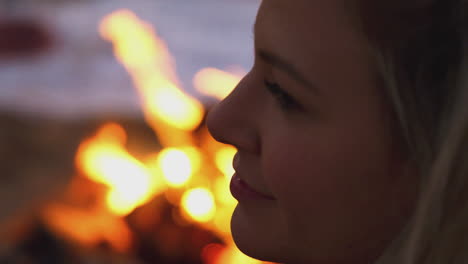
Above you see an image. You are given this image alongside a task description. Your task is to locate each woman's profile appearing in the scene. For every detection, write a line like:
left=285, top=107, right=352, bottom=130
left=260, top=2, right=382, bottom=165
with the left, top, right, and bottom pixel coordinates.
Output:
left=207, top=0, right=468, bottom=263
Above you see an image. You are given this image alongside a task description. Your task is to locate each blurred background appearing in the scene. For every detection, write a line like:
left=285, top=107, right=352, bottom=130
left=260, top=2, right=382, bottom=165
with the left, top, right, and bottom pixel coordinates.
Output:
left=0, top=0, right=273, bottom=263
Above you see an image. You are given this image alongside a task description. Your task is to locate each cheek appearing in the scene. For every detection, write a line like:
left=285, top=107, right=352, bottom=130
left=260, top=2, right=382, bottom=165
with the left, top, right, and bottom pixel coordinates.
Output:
left=264, top=136, right=358, bottom=215
left=262, top=127, right=399, bottom=248
left=264, top=129, right=392, bottom=199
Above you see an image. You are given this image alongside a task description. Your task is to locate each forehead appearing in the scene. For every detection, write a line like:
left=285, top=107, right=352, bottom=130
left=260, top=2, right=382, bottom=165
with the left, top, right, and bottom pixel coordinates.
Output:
left=254, top=0, right=375, bottom=99
left=256, top=0, right=353, bottom=29
left=255, top=0, right=358, bottom=49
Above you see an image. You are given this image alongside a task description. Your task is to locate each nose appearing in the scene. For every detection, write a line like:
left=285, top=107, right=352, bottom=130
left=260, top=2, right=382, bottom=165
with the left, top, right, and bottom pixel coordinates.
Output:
left=206, top=74, right=261, bottom=154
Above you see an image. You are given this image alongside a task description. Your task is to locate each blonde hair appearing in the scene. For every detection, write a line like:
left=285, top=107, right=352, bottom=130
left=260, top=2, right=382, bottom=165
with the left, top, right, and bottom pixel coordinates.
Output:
left=355, top=0, right=468, bottom=263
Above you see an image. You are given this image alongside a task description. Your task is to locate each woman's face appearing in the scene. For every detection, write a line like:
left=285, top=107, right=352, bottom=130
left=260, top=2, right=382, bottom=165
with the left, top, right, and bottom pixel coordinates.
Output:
left=207, top=0, right=418, bottom=263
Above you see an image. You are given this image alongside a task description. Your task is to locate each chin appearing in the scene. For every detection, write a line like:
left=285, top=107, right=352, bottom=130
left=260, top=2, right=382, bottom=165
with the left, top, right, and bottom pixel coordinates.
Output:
left=230, top=204, right=290, bottom=263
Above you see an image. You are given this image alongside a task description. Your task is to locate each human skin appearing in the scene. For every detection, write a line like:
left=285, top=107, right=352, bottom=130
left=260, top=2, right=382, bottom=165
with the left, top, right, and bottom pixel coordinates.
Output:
left=207, top=0, right=419, bottom=263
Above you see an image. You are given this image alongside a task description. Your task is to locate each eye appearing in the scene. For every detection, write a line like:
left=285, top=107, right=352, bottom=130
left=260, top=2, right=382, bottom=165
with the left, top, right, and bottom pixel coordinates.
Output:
left=264, top=79, right=301, bottom=111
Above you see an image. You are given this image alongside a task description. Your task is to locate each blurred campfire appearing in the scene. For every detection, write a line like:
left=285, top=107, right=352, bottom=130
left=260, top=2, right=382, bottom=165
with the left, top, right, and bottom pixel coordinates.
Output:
left=0, top=7, right=272, bottom=264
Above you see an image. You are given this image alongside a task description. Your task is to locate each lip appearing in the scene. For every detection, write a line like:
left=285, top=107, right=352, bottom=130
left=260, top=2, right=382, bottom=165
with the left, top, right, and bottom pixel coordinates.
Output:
left=230, top=173, right=276, bottom=201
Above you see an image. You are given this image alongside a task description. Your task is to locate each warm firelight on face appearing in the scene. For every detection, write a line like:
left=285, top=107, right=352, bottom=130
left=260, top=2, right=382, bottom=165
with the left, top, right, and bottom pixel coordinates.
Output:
left=99, top=9, right=204, bottom=136
left=182, top=188, right=216, bottom=223
left=76, top=123, right=161, bottom=215
left=193, top=68, right=243, bottom=100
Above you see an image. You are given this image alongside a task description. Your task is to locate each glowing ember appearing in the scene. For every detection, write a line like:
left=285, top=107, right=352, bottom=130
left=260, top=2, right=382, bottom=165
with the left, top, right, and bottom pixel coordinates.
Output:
left=202, top=243, right=225, bottom=264
left=193, top=67, right=243, bottom=100
left=76, top=123, right=159, bottom=215
left=182, top=188, right=216, bottom=223
left=157, top=148, right=193, bottom=187
left=181, top=146, right=203, bottom=173
left=99, top=9, right=204, bottom=140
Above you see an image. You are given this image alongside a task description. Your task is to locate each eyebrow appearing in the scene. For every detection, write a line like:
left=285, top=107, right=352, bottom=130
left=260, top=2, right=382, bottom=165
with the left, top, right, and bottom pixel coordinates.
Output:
left=257, top=49, right=321, bottom=95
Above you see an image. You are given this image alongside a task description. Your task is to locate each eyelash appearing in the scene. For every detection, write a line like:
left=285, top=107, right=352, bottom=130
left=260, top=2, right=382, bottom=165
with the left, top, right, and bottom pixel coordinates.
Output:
left=264, top=80, right=300, bottom=111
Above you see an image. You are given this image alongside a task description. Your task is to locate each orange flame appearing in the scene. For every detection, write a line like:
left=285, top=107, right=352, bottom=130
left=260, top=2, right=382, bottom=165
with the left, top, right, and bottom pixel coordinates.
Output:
left=156, top=147, right=200, bottom=188
left=215, top=146, right=236, bottom=178
left=74, top=9, right=271, bottom=264
left=202, top=243, right=267, bottom=264
left=193, top=68, right=243, bottom=100
left=181, top=188, right=216, bottom=223
left=76, top=123, right=165, bottom=215
left=214, top=146, right=237, bottom=206
left=99, top=9, right=204, bottom=146
left=42, top=203, right=132, bottom=252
